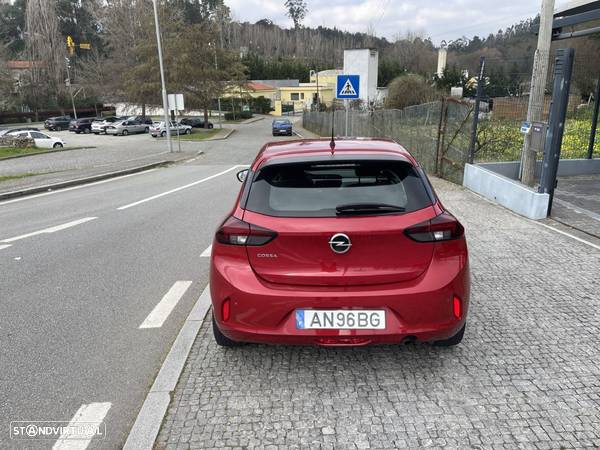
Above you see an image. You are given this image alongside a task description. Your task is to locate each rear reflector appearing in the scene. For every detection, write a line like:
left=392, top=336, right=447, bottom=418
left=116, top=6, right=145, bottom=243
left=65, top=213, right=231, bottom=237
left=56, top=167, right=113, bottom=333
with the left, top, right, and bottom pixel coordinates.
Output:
left=404, top=212, right=464, bottom=242
left=453, top=296, right=462, bottom=319
left=222, top=298, right=231, bottom=321
left=215, top=216, right=277, bottom=246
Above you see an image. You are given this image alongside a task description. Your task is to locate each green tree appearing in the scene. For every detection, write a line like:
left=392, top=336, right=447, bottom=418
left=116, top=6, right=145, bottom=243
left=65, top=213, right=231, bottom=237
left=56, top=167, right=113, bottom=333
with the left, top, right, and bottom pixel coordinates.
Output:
left=0, top=0, right=26, bottom=56
left=385, top=74, right=440, bottom=109
left=168, top=22, right=247, bottom=124
left=285, top=0, right=307, bottom=29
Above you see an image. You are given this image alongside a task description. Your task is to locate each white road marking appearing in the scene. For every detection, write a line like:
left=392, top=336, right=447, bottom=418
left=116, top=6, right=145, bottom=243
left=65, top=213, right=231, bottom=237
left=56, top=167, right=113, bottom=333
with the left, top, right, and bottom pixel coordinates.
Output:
left=200, top=244, right=212, bottom=257
left=468, top=189, right=600, bottom=251
left=1, top=217, right=97, bottom=243
left=117, top=165, right=244, bottom=210
left=537, top=222, right=600, bottom=251
left=0, top=244, right=11, bottom=250
left=0, top=169, right=158, bottom=206
left=52, top=402, right=111, bottom=450
left=139, top=281, right=193, bottom=329
left=554, top=198, right=600, bottom=222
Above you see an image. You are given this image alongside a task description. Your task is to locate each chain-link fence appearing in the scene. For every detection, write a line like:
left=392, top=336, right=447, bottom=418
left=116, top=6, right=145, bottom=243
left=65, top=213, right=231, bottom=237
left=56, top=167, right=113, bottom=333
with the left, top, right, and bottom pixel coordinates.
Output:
left=303, top=99, right=473, bottom=184
left=473, top=54, right=599, bottom=163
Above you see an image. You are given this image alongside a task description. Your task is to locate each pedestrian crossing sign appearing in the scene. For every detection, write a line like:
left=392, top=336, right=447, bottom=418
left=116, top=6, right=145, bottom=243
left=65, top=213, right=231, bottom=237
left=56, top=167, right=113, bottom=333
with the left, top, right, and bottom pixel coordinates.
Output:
left=336, top=75, right=360, bottom=99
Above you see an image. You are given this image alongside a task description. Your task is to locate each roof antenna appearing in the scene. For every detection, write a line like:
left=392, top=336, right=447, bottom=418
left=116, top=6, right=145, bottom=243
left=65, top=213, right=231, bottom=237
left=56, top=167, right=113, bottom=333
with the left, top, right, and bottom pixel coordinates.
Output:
left=329, top=104, right=336, bottom=155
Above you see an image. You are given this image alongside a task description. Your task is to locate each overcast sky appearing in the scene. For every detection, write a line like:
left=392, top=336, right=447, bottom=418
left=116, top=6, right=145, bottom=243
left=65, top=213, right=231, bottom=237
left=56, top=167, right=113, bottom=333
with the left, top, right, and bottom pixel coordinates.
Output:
left=226, top=0, right=573, bottom=44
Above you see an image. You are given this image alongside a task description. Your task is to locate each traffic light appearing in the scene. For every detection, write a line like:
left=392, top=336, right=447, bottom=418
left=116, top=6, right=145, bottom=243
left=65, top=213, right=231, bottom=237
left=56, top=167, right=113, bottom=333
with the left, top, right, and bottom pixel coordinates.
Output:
left=66, top=36, right=75, bottom=55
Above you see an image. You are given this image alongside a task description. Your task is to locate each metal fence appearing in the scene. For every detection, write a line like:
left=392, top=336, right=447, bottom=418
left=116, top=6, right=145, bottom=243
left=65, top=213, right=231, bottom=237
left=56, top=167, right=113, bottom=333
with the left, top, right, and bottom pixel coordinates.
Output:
left=303, top=99, right=473, bottom=184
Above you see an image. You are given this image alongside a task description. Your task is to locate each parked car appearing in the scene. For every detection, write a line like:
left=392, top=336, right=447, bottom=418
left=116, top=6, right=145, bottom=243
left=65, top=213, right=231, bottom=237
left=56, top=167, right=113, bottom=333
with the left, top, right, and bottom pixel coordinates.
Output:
left=209, top=138, right=470, bottom=348
left=105, top=119, right=149, bottom=136
left=69, top=117, right=98, bottom=134
left=10, top=130, right=65, bottom=148
left=0, top=126, right=40, bottom=137
left=44, top=116, right=72, bottom=131
left=180, top=117, right=214, bottom=129
left=91, top=116, right=125, bottom=134
left=149, top=121, right=192, bottom=137
left=272, top=119, right=293, bottom=136
left=127, top=115, right=154, bottom=126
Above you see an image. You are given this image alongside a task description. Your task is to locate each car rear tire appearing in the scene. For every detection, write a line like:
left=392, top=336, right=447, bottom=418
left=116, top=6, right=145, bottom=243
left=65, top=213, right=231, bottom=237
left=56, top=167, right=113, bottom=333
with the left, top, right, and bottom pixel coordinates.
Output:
left=122, top=130, right=128, bottom=136
left=145, top=127, right=149, bottom=133
left=434, top=324, right=465, bottom=347
left=212, top=315, right=243, bottom=347
left=53, top=143, right=63, bottom=149
left=185, top=129, right=191, bottom=135
left=84, top=128, right=91, bottom=134
left=208, top=124, right=214, bottom=129
left=55, top=126, right=62, bottom=131
left=161, top=131, right=166, bottom=137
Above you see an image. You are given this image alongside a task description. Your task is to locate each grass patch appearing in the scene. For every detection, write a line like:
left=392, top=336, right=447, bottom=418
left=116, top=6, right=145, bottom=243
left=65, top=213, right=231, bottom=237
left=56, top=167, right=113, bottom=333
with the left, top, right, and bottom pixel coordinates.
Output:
left=0, top=147, right=41, bottom=158
left=0, top=146, right=94, bottom=159
left=0, top=172, right=46, bottom=183
left=175, top=129, right=221, bottom=141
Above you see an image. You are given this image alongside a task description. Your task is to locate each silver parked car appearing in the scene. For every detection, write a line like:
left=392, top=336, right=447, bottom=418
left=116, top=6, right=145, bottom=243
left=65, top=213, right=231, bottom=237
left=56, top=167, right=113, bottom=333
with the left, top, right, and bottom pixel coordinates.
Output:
left=105, top=119, right=149, bottom=136
left=91, top=116, right=125, bottom=134
left=149, top=121, right=192, bottom=138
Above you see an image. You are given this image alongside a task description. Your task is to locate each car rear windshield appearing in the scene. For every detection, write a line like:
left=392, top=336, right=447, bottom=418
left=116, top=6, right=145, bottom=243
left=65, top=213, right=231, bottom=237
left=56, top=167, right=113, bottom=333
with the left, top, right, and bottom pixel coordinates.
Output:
left=245, top=160, right=432, bottom=217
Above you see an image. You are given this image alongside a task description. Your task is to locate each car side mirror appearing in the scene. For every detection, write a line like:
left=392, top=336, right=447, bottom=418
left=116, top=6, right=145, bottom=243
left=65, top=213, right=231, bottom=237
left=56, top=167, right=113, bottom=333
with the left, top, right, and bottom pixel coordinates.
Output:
left=236, top=169, right=249, bottom=183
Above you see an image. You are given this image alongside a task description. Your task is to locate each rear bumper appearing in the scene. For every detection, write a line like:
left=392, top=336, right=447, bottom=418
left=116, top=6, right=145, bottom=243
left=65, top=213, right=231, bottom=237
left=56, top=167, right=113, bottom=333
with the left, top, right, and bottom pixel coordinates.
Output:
left=210, top=243, right=470, bottom=346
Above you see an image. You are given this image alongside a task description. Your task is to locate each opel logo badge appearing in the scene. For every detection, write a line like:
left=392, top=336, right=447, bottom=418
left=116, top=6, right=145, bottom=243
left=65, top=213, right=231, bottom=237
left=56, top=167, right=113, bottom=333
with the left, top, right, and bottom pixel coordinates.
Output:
left=329, top=233, right=352, bottom=254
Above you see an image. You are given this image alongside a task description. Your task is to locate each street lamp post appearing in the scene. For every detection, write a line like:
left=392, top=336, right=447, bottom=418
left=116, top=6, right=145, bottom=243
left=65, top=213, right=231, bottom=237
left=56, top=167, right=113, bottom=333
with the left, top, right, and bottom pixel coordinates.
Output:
left=65, top=57, right=77, bottom=120
left=151, top=0, right=172, bottom=153
left=212, top=43, right=223, bottom=129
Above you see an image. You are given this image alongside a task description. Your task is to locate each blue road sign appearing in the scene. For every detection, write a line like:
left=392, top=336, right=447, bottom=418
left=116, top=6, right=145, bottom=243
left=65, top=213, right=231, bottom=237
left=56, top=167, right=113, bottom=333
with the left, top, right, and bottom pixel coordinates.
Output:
left=336, top=75, right=360, bottom=99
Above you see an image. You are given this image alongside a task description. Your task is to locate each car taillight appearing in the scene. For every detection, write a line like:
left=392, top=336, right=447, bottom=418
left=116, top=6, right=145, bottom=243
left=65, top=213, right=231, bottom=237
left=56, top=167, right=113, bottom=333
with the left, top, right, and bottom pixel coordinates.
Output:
left=453, top=295, right=462, bottom=319
left=222, top=298, right=231, bottom=321
left=405, top=212, right=464, bottom=242
left=215, top=216, right=277, bottom=246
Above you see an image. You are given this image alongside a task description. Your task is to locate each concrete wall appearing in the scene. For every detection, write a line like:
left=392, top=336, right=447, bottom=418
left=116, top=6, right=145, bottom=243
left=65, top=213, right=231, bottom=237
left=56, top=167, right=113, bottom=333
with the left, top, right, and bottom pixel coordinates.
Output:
left=478, top=158, right=600, bottom=180
left=343, top=49, right=378, bottom=105
left=463, top=163, right=550, bottom=220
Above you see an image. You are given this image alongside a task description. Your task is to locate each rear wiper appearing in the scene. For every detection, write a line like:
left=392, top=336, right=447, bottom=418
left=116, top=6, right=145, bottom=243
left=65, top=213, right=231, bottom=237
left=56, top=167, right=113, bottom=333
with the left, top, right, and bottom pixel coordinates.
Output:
left=336, top=203, right=406, bottom=216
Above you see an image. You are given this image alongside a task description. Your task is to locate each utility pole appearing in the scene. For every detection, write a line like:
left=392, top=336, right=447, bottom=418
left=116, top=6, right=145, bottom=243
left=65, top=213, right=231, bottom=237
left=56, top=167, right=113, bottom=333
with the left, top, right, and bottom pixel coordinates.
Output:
left=213, top=43, right=223, bottom=129
left=151, top=0, right=172, bottom=153
left=521, top=0, right=555, bottom=186
left=468, top=56, right=486, bottom=164
left=65, top=57, right=77, bottom=119
left=587, top=74, right=600, bottom=159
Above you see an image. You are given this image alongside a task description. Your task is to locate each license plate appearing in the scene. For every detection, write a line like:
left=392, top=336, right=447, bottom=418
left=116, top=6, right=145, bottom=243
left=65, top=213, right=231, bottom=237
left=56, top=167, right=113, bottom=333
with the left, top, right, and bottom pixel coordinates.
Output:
left=296, top=310, right=385, bottom=330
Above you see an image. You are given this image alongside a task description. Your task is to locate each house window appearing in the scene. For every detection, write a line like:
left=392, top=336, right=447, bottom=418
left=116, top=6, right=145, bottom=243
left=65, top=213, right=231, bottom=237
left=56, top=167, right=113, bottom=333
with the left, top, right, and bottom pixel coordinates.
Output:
left=300, top=93, right=305, bottom=99
left=291, top=93, right=300, bottom=101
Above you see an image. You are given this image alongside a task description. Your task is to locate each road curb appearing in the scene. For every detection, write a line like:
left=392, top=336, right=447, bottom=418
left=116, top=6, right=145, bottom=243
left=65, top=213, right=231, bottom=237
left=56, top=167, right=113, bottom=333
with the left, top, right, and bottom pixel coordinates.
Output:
left=0, top=146, right=96, bottom=162
left=206, top=128, right=235, bottom=141
left=0, top=161, right=172, bottom=202
left=123, top=285, right=212, bottom=450
left=240, top=116, right=265, bottom=124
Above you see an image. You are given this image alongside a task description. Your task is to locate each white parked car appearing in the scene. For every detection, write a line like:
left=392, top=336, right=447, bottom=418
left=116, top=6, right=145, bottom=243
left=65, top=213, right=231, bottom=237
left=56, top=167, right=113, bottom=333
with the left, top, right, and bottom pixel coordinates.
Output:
left=10, top=130, right=65, bottom=148
left=149, top=121, right=192, bottom=138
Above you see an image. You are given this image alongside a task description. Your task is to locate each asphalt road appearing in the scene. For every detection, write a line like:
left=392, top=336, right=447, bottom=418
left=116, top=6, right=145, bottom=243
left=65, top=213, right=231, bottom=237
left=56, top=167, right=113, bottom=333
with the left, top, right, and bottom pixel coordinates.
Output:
left=0, top=118, right=297, bottom=449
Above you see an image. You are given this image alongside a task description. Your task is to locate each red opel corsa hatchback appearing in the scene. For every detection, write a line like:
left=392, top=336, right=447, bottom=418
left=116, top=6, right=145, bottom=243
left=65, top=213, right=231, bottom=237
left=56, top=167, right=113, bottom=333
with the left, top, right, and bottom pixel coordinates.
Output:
left=210, top=138, right=469, bottom=347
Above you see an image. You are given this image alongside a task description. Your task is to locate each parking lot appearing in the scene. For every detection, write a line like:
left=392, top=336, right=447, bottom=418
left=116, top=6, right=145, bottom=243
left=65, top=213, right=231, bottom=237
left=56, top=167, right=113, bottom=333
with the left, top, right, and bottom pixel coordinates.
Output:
left=155, top=178, right=600, bottom=450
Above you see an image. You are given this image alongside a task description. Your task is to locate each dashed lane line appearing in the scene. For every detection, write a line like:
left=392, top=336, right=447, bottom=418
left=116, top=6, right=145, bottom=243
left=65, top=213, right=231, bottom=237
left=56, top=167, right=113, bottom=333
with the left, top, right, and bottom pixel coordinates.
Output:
left=1, top=217, right=98, bottom=244
left=139, top=281, right=193, bottom=329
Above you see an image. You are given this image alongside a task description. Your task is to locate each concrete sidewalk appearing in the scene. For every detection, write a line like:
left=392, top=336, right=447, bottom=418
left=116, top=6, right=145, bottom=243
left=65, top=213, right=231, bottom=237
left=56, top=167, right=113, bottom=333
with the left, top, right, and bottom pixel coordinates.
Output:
left=153, top=177, right=600, bottom=449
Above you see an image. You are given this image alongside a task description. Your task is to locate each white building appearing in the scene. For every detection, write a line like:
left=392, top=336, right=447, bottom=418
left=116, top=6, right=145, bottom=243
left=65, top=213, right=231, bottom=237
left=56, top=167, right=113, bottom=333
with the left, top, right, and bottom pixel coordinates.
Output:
left=343, top=49, right=379, bottom=106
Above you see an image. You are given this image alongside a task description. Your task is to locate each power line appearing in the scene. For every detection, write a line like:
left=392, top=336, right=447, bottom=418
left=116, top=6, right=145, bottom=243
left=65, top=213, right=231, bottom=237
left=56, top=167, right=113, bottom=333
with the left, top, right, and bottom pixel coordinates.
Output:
left=427, top=9, right=540, bottom=40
